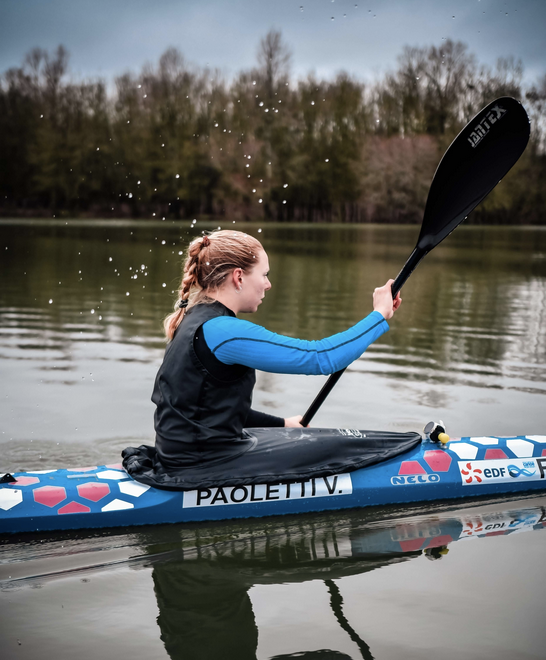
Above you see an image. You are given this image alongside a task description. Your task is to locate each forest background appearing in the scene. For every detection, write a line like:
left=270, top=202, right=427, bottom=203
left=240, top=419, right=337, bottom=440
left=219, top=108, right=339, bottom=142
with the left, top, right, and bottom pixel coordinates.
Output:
left=1, top=30, right=545, bottom=223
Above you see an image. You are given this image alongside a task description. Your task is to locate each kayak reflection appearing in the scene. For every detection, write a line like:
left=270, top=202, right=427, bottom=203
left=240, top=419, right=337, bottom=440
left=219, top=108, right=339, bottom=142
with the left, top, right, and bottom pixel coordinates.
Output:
left=140, top=497, right=546, bottom=660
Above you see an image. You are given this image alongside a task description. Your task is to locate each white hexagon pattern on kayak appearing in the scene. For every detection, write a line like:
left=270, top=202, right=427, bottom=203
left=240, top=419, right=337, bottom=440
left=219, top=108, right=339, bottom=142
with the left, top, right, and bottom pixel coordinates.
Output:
left=0, top=489, right=23, bottom=511
left=448, top=442, right=479, bottom=460
left=101, top=499, right=134, bottom=512
left=506, top=439, right=535, bottom=457
left=96, top=470, right=126, bottom=480
left=118, top=481, right=150, bottom=497
left=526, top=436, right=546, bottom=443
left=468, top=437, right=499, bottom=445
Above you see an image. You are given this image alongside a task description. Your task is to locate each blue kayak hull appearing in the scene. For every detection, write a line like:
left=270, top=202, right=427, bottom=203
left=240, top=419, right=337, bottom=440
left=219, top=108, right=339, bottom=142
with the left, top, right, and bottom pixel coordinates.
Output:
left=1, top=433, right=546, bottom=534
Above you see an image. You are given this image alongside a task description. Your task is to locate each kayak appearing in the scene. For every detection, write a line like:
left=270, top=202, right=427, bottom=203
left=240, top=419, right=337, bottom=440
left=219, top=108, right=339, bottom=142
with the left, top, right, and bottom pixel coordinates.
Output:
left=1, top=431, right=546, bottom=534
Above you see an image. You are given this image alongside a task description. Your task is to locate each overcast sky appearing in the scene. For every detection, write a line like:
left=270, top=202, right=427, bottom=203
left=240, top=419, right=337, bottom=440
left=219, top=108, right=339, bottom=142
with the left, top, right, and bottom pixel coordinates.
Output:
left=1, top=0, right=545, bottom=86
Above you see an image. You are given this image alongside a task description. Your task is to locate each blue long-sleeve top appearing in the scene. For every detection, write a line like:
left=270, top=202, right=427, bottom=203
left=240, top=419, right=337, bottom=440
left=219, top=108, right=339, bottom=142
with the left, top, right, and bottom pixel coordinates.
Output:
left=202, top=310, right=389, bottom=375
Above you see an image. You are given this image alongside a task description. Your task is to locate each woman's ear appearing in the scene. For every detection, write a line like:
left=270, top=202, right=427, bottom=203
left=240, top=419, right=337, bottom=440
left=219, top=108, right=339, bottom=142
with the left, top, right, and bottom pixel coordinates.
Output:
left=231, top=267, right=244, bottom=289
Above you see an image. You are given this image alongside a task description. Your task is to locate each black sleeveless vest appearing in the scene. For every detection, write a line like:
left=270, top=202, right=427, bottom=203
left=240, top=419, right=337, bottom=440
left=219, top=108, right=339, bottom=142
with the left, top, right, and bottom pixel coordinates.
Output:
left=152, top=301, right=256, bottom=469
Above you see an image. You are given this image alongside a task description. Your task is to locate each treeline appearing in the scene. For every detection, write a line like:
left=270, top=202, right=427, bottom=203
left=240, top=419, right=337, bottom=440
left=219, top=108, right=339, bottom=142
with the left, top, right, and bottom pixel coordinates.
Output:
left=1, top=32, right=545, bottom=223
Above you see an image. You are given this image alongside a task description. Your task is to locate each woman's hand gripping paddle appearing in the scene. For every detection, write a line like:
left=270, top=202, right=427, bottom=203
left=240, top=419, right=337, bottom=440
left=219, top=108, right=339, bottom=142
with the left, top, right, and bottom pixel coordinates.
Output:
left=301, top=97, right=530, bottom=428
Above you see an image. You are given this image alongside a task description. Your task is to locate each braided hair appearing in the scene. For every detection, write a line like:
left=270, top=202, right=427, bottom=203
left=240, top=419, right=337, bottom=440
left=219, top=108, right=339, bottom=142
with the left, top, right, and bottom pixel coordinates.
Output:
left=164, top=230, right=264, bottom=340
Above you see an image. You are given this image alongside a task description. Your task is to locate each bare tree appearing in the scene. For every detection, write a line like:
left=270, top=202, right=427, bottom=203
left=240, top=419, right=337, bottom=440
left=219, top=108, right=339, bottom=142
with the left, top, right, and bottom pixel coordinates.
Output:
left=257, top=29, right=291, bottom=99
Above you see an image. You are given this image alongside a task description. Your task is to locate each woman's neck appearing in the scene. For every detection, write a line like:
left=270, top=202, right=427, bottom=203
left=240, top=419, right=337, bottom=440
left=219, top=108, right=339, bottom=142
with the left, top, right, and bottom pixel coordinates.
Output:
left=205, top=290, right=240, bottom=315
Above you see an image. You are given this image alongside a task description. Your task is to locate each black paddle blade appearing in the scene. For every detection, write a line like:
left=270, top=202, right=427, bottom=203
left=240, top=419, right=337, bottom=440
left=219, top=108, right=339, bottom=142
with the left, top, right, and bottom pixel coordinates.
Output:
left=392, top=96, right=530, bottom=297
left=418, top=96, right=530, bottom=252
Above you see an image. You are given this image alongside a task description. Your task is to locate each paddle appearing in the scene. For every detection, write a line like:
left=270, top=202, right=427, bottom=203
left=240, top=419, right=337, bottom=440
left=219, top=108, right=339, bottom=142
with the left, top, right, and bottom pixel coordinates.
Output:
left=301, top=96, right=530, bottom=428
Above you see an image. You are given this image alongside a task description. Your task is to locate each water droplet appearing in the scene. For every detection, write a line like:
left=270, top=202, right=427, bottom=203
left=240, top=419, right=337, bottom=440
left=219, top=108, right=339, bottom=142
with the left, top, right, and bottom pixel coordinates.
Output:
left=175, top=174, right=180, bottom=179
left=311, top=101, right=315, bottom=105
left=325, top=158, right=329, bottom=162
left=283, top=200, right=287, bottom=204
left=259, top=102, right=264, bottom=107
left=331, top=17, right=334, bottom=21
left=126, top=292, right=130, bottom=296
left=162, top=283, right=166, bottom=288
left=109, top=257, right=113, bottom=261
left=258, top=198, right=263, bottom=203
left=258, top=228, right=262, bottom=233
left=49, top=299, right=53, bottom=304
left=162, top=240, right=166, bottom=244
left=178, top=251, right=183, bottom=255
left=91, top=309, right=95, bottom=314
left=300, top=5, right=303, bottom=11
left=252, top=80, right=256, bottom=85
left=283, top=183, right=288, bottom=188
left=128, top=193, right=133, bottom=198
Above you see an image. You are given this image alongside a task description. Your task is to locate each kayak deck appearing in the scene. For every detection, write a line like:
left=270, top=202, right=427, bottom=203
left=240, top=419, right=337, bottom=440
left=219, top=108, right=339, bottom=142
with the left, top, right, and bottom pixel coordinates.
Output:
left=1, top=434, right=546, bottom=534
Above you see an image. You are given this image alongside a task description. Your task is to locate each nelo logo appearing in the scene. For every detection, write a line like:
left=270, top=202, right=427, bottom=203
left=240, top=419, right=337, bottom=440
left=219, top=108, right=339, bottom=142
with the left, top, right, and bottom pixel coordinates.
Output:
left=391, top=474, right=440, bottom=486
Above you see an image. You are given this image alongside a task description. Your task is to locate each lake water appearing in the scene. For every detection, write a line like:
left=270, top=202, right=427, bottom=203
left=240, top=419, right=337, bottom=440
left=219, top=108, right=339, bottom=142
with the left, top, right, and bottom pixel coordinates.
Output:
left=1, top=220, right=546, bottom=659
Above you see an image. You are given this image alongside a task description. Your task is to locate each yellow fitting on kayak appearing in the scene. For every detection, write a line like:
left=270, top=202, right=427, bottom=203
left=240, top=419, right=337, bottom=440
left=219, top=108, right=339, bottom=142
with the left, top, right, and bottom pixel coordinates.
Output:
left=438, top=433, right=450, bottom=445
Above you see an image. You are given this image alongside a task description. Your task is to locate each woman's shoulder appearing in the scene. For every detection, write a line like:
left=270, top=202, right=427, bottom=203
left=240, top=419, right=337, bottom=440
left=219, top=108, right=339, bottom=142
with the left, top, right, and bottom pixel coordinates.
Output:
left=202, top=315, right=266, bottom=346
left=203, top=315, right=258, bottom=332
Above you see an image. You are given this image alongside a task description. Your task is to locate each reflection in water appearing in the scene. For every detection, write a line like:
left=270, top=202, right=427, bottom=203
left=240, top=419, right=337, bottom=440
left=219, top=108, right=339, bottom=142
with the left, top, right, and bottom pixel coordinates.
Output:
left=1, top=497, right=545, bottom=658
left=325, top=580, right=373, bottom=660
left=153, top=559, right=258, bottom=659
left=136, top=498, right=545, bottom=659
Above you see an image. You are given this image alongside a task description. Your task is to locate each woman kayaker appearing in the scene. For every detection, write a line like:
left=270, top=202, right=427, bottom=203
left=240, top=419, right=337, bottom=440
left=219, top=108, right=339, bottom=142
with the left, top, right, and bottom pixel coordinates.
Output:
left=152, top=229, right=401, bottom=470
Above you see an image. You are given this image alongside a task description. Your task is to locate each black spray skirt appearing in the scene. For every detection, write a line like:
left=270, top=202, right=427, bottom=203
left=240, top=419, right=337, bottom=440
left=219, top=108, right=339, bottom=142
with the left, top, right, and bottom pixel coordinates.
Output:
left=122, top=428, right=422, bottom=491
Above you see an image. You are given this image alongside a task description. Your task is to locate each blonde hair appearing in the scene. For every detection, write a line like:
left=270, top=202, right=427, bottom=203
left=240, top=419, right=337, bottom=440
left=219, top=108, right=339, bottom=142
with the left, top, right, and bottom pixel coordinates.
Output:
left=164, top=230, right=264, bottom=340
